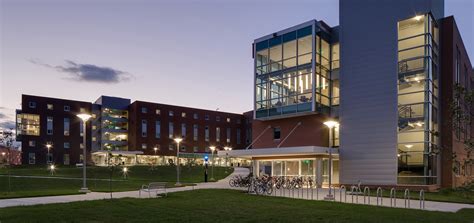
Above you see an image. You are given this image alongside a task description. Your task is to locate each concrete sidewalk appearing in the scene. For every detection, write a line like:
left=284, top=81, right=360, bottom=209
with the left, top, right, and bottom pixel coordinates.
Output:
left=1, top=167, right=473, bottom=213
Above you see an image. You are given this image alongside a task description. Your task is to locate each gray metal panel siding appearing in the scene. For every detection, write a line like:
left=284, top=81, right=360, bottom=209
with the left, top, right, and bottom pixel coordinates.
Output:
left=339, top=0, right=444, bottom=185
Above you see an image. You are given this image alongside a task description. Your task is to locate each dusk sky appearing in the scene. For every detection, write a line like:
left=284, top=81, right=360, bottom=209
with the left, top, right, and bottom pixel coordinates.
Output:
left=1, top=0, right=473, bottom=130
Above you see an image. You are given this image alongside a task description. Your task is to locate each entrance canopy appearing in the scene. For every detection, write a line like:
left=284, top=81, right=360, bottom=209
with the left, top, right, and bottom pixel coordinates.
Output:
left=217, top=146, right=338, bottom=159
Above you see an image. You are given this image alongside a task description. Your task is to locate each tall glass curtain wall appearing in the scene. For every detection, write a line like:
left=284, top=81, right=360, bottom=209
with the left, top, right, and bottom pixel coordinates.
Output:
left=397, top=14, right=439, bottom=185
left=255, top=25, right=336, bottom=118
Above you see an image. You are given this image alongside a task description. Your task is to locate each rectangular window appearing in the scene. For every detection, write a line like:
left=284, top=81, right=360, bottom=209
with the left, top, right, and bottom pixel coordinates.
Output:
left=169, top=144, right=174, bottom=151
left=169, top=111, right=174, bottom=116
left=64, top=154, right=70, bottom=165
left=216, top=127, right=221, bottom=142
left=227, top=128, right=231, bottom=143
left=29, top=102, right=36, bottom=108
left=156, top=109, right=161, bottom=115
left=181, top=123, right=186, bottom=137
left=29, top=140, right=36, bottom=147
left=205, top=114, right=209, bottom=120
left=47, top=116, right=53, bottom=135
left=141, top=143, right=147, bottom=149
left=226, top=118, right=231, bottom=123
left=64, top=118, right=70, bottom=136
left=216, top=116, right=221, bottom=122
left=237, top=129, right=241, bottom=144
left=80, top=108, right=86, bottom=113
left=141, top=107, right=147, bottom=113
left=273, top=127, right=281, bottom=140
left=236, top=119, right=241, bottom=124
left=141, top=120, right=147, bottom=137
left=155, top=121, right=161, bottom=139
left=17, top=113, right=40, bottom=136
left=193, top=124, right=198, bottom=141
left=28, top=153, right=35, bottom=164
left=193, top=146, right=199, bottom=152
left=205, top=126, right=210, bottom=142
left=64, top=105, right=70, bottom=111
left=169, top=122, right=174, bottom=138
left=193, top=113, right=198, bottom=119
left=181, top=112, right=186, bottom=118
left=47, top=104, right=53, bottom=110
left=64, top=142, right=70, bottom=149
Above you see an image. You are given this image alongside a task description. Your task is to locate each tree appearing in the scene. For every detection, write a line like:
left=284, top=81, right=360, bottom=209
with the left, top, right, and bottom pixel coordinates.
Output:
left=0, top=128, right=14, bottom=193
left=451, top=83, right=474, bottom=187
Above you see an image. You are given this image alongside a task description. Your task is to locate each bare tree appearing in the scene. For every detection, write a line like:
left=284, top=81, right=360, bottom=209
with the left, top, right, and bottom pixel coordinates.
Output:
left=0, top=128, right=14, bottom=193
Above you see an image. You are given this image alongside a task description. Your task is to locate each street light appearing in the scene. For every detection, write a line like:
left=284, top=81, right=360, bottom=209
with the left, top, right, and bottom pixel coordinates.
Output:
left=209, top=146, right=216, bottom=181
left=77, top=113, right=92, bottom=193
left=151, top=146, right=158, bottom=170
left=49, top=164, right=56, bottom=176
left=46, top=143, right=52, bottom=164
left=174, top=137, right=183, bottom=186
left=224, top=146, right=232, bottom=167
left=323, top=120, right=339, bottom=201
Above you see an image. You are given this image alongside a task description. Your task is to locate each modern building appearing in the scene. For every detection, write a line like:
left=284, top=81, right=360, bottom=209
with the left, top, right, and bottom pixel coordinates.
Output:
left=16, top=94, right=251, bottom=166
left=219, top=0, right=473, bottom=189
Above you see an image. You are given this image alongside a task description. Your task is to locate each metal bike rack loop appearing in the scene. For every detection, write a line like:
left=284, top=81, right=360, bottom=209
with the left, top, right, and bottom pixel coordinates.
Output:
left=363, top=187, right=371, bottom=205
left=404, top=188, right=410, bottom=208
left=339, top=185, right=346, bottom=203
left=376, top=187, right=383, bottom=206
left=390, top=188, right=396, bottom=207
left=419, top=189, right=425, bottom=209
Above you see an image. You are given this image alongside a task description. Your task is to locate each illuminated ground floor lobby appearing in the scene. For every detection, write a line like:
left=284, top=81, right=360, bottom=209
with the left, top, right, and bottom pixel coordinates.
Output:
left=91, top=150, right=251, bottom=167
left=218, top=146, right=339, bottom=187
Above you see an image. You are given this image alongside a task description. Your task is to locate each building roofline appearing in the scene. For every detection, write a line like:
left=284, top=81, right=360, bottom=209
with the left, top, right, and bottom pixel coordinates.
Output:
left=130, top=100, right=246, bottom=116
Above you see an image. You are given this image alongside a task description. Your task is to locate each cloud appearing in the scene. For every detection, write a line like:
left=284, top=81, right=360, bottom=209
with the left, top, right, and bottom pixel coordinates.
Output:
left=29, top=59, right=132, bottom=83
left=0, top=121, right=15, bottom=130
left=0, top=109, right=15, bottom=131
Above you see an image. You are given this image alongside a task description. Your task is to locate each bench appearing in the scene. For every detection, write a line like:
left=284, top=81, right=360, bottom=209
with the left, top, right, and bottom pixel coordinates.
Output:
left=139, top=182, right=168, bottom=198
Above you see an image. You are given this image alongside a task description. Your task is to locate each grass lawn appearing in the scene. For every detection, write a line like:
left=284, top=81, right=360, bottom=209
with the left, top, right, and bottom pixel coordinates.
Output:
left=0, top=165, right=233, bottom=199
left=0, top=189, right=473, bottom=223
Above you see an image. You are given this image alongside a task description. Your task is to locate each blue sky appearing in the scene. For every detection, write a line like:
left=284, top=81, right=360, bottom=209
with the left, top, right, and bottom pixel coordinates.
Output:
left=0, top=0, right=473, bottom=130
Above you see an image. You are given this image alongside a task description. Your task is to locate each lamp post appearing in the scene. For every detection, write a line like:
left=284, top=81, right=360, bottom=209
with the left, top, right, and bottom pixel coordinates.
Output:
left=46, top=143, right=52, bottom=164
left=174, top=138, right=183, bottom=186
left=152, top=146, right=158, bottom=170
left=323, top=120, right=339, bottom=201
left=224, top=146, right=232, bottom=167
left=209, top=146, right=216, bottom=181
left=77, top=113, right=92, bottom=193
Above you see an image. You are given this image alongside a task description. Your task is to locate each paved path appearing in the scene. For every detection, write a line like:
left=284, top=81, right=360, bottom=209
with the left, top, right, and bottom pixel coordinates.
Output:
left=1, top=167, right=473, bottom=213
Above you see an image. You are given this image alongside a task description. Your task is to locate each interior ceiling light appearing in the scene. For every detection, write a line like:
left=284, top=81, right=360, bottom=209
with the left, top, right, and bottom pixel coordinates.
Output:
left=404, top=144, right=414, bottom=149
left=414, top=15, right=423, bottom=21
left=416, top=122, right=423, bottom=127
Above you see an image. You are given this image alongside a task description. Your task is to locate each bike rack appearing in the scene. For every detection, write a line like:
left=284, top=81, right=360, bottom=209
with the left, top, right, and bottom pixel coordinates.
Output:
left=419, top=189, right=425, bottom=209
left=363, top=187, right=370, bottom=205
left=404, top=188, right=410, bottom=208
left=339, top=185, right=346, bottom=203
left=376, top=187, right=383, bottom=206
left=390, top=188, right=396, bottom=207
left=350, top=185, right=357, bottom=203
